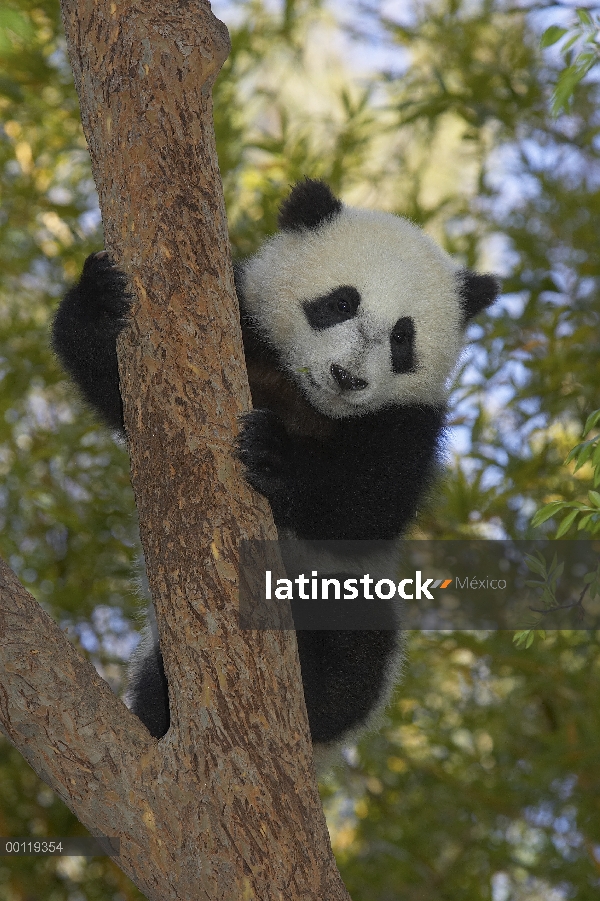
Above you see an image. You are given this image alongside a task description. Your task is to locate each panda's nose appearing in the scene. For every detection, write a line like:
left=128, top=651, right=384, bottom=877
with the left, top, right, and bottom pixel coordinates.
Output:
left=330, top=364, right=368, bottom=391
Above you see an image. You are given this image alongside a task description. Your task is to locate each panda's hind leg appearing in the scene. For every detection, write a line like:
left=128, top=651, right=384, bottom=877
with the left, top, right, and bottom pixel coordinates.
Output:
left=125, top=632, right=170, bottom=739
left=296, top=628, right=401, bottom=749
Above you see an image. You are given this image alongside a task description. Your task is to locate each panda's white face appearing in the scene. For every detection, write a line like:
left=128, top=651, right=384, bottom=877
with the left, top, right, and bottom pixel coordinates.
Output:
left=242, top=205, right=466, bottom=418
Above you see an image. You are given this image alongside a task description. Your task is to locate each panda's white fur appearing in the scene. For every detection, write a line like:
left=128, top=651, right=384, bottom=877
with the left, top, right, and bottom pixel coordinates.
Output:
left=242, top=206, right=464, bottom=418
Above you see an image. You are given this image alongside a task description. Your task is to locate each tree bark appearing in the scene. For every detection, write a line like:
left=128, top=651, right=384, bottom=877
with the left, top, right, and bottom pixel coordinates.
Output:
left=0, top=1, right=351, bottom=898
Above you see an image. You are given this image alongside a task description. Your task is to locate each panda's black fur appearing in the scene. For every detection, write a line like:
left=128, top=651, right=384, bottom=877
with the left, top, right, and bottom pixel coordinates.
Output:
left=51, top=179, right=499, bottom=765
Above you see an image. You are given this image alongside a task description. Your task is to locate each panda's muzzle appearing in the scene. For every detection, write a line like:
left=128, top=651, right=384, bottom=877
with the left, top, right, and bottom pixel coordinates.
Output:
left=330, top=364, right=368, bottom=391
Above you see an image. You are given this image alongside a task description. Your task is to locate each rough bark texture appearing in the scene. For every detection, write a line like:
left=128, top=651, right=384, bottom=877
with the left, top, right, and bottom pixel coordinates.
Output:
left=0, top=1, right=352, bottom=898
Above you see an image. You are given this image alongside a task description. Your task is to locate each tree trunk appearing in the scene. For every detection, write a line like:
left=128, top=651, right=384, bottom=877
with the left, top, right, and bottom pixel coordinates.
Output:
left=0, top=1, right=351, bottom=898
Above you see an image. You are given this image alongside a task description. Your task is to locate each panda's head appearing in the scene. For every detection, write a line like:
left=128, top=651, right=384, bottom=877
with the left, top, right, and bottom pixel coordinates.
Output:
left=241, top=179, right=500, bottom=418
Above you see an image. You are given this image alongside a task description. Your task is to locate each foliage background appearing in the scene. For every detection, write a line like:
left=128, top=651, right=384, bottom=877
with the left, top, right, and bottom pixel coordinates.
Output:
left=0, top=0, right=599, bottom=898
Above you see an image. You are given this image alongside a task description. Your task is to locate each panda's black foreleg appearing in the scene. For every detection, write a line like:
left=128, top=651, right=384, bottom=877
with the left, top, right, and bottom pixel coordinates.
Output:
left=51, top=252, right=132, bottom=432
left=236, top=409, right=292, bottom=498
left=236, top=404, right=445, bottom=540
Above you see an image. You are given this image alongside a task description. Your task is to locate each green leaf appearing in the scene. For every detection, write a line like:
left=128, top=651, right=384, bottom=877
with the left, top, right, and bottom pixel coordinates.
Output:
left=540, top=25, right=569, bottom=48
left=588, top=490, right=600, bottom=508
left=513, top=630, right=532, bottom=648
left=541, top=588, right=556, bottom=606
left=565, top=446, right=580, bottom=465
left=561, top=33, right=582, bottom=54
left=524, top=553, right=546, bottom=576
left=531, top=502, right=568, bottom=527
left=572, top=54, right=597, bottom=82
left=577, top=513, right=594, bottom=530
left=555, top=507, right=579, bottom=537
left=514, top=629, right=547, bottom=649
left=570, top=439, right=596, bottom=472
left=576, top=8, right=593, bottom=26
left=551, top=65, right=587, bottom=115
left=582, top=409, right=600, bottom=437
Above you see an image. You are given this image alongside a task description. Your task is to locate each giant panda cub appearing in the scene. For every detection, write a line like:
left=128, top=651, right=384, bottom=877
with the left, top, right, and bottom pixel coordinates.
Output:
left=51, top=178, right=499, bottom=765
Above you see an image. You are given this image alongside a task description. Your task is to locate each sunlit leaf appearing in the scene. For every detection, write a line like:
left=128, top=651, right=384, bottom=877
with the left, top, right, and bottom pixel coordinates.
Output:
left=576, top=8, right=593, bottom=27
left=531, top=502, right=568, bottom=527
left=582, top=410, right=600, bottom=439
left=540, top=25, right=568, bottom=48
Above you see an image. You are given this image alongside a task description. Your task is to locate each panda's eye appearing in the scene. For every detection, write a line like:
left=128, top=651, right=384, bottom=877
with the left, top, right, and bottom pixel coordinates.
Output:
left=303, top=286, right=361, bottom=330
left=391, top=316, right=416, bottom=374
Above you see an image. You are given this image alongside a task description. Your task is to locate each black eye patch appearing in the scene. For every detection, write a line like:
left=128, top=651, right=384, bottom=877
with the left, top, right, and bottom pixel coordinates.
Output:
left=303, top=286, right=361, bottom=331
left=391, top=316, right=416, bottom=374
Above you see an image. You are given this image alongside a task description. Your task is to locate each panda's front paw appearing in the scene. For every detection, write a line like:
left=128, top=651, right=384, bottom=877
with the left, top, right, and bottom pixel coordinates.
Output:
left=77, top=251, right=133, bottom=322
left=236, top=410, right=291, bottom=498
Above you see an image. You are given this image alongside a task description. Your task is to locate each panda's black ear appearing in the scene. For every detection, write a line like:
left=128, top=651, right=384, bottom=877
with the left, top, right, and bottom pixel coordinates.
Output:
left=458, top=270, right=501, bottom=322
left=278, top=178, right=343, bottom=232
